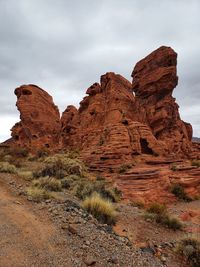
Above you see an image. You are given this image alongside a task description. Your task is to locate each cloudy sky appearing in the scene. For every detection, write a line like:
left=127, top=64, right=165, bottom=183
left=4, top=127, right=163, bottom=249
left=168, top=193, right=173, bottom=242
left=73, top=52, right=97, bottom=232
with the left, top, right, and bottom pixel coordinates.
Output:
left=0, top=0, right=199, bottom=142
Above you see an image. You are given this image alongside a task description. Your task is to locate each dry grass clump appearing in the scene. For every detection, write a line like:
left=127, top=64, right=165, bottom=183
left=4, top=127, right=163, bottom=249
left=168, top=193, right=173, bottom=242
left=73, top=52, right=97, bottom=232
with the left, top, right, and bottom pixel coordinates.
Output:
left=176, top=237, right=200, bottom=267
left=170, top=184, right=192, bottom=202
left=82, top=193, right=117, bottom=225
left=26, top=176, right=62, bottom=201
left=33, top=154, right=85, bottom=179
left=26, top=187, right=54, bottom=202
left=74, top=179, right=121, bottom=202
left=145, top=202, right=183, bottom=230
left=147, top=203, right=167, bottom=215
left=33, top=177, right=62, bottom=192
left=17, top=170, right=33, bottom=181
left=0, top=162, right=17, bottom=173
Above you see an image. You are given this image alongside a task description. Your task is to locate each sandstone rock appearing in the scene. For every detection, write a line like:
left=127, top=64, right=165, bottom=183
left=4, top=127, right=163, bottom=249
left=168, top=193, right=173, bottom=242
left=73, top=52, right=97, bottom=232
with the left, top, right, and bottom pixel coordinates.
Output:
left=132, top=46, right=192, bottom=156
left=5, top=46, right=200, bottom=203
left=10, top=84, right=61, bottom=151
left=61, top=72, right=167, bottom=173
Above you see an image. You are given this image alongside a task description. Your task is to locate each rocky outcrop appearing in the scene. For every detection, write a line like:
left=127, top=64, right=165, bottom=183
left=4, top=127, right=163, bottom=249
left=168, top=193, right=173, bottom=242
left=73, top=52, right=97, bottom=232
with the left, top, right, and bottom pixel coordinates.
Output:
left=10, top=84, right=61, bottom=150
left=132, top=46, right=192, bottom=156
left=61, top=72, right=167, bottom=171
left=5, top=46, right=199, bottom=203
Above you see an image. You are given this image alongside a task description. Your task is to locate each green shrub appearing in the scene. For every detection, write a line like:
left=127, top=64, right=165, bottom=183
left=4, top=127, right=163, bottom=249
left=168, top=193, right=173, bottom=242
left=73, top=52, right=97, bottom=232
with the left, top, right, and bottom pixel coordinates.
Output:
left=82, top=193, right=117, bottom=225
left=177, top=238, right=200, bottom=267
left=171, top=184, right=192, bottom=201
left=0, top=162, right=17, bottom=173
left=33, top=177, right=62, bottom=192
left=118, top=164, right=132, bottom=174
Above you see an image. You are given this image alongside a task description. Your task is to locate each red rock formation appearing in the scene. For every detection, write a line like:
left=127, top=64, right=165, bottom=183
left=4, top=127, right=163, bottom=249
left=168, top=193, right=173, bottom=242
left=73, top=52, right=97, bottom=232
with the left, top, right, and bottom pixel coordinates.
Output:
left=132, top=46, right=192, bottom=156
left=10, top=84, right=61, bottom=150
left=6, top=46, right=199, bottom=203
left=61, top=72, right=166, bottom=172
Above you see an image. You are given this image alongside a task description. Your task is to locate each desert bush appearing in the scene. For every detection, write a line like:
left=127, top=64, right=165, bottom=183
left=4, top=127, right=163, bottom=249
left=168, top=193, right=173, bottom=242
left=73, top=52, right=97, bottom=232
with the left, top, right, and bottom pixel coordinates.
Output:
left=36, top=149, right=50, bottom=158
left=191, top=160, right=200, bottom=168
left=82, top=193, right=117, bottom=225
left=171, top=184, right=192, bottom=201
left=0, top=162, right=17, bottom=173
left=176, top=238, right=200, bottom=267
left=118, top=164, right=132, bottom=174
left=60, top=174, right=80, bottom=189
left=145, top=202, right=182, bottom=230
left=170, top=163, right=178, bottom=171
left=26, top=187, right=54, bottom=201
left=17, top=170, right=33, bottom=181
left=155, top=214, right=182, bottom=230
left=3, top=154, right=12, bottom=162
left=147, top=203, right=167, bottom=215
left=130, top=200, right=145, bottom=209
left=33, top=177, right=62, bottom=192
left=8, top=147, right=29, bottom=158
left=74, top=179, right=121, bottom=202
left=34, top=154, right=85, bottom=179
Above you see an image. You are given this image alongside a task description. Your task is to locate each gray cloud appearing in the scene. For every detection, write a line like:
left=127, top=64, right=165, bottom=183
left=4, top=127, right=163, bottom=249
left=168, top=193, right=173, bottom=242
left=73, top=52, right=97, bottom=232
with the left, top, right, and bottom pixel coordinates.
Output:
left=0, top=0, right=200, bottom=141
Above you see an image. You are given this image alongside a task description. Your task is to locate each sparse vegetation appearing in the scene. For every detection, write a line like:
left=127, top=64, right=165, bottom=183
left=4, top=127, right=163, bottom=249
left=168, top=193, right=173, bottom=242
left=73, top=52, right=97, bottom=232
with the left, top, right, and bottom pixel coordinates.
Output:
left=145, top=202, right=182, bottom=230
left=176, top=238, right=200, bottom=267
left=36, top=148, right=50, bottom=159
left=171, top=184, right=192, bottom=201
left=17, top=170, right=33, bottom=181
left=26, top=187, right=54, bottom=201
left=170, top=163, right=178, bottom=171
left=82, top=193, right=117, bottom=225
left=8, top=147, right=29, bottom=158
left=33, top=154, right=85, bottom=179
left=0, top=162, right=17, bottom=173
left=74, top=179, right=121, bottom=202
left=146, top=203, right=167, bottom=215
left=130, top=200, right=145, bottom=209
left=118, top=164, right=132, bottom=174
left=33, top=177, right=62, bottom=192
left=191, top=160, right=200, bottom=167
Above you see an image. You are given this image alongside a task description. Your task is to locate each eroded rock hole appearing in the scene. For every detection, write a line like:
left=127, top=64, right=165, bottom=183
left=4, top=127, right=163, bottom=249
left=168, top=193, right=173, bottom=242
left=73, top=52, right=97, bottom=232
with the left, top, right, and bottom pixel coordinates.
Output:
left=140, top=138, right=154, bottom=154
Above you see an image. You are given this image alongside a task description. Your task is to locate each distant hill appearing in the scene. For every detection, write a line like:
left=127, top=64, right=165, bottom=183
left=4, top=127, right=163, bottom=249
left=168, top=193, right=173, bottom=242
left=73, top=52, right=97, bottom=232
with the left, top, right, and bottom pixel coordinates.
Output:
left=192, top=137, right=200, bottom=142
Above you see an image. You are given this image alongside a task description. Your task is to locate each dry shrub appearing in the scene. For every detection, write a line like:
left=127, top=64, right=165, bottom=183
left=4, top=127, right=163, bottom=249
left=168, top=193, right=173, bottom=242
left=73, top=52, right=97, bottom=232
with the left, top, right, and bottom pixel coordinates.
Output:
left=0, top=162, right=17, bottom=173
left=33, top=177, right=62, bottom=192
left=26, top=187, right=54, bottom=202
left=82, top=193, right=117, bottom=225
left=145, top=202, right=182, bottom=230
left=176, top=238, right=200, bottom=267
left=17, top=170, right=33, bottom=181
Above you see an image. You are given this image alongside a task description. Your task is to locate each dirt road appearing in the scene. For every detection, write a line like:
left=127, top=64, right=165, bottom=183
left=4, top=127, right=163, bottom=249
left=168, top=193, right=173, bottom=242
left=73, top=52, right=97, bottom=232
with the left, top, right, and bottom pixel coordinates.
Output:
left=0, top=177, right=72, bottom=267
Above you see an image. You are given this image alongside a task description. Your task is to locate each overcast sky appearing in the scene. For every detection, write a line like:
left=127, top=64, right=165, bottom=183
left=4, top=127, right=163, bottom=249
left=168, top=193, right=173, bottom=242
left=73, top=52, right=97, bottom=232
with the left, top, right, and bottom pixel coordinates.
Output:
left=0, top=0, right=199, bottom=142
